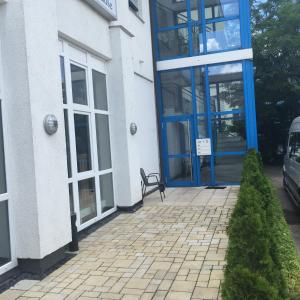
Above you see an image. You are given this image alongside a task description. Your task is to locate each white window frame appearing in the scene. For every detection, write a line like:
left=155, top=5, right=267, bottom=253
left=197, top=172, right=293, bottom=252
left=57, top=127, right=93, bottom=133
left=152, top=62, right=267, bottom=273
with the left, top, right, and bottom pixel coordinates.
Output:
left=59, top=40, right=116, bottom=231
left=0, top=41, right=17, bottom=275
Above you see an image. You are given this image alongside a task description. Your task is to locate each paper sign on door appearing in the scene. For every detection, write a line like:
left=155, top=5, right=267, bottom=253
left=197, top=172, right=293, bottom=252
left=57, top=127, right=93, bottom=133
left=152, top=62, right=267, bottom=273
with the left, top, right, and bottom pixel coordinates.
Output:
left=196, top=138, right=211, bottom=156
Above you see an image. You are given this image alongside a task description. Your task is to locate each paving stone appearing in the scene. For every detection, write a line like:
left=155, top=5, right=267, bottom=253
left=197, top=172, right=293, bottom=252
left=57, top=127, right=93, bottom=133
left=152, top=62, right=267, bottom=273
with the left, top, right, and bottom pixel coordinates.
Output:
left=125, top=278, right=150, bottom=289
left=166, top=291, right=192, bottom=300
left=193, top=287, right=219, bottom=299
left=0, top=289, right=24, bottom=300
left=84, top=276, right=108, bottom=286
left=0, top=187, right=237, bottom=300
left=22, top=291, right=45, bottom=298
left=11, top=279, right=39, bottom=291
left=171, top=280, right=196, bottom=293
left=40, top=293, right=66, bottom=300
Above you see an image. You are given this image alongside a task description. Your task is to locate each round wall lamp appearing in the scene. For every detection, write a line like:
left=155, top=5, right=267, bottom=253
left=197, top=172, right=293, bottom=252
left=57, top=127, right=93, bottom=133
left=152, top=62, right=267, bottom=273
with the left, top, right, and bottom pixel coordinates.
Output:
left=44, top=114, right=58, bottom=135
left=130, top=122, right=138, bottom=135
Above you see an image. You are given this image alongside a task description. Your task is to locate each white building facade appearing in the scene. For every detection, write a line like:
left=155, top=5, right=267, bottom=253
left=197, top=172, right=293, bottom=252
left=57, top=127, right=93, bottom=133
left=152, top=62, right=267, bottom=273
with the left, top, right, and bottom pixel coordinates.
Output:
left=0, top=0, right=160, bottom=279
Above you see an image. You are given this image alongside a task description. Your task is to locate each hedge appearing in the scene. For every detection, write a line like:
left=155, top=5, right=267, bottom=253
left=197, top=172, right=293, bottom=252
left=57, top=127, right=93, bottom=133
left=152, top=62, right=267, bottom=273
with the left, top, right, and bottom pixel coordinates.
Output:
left=222, top=149, right=300, bottom=300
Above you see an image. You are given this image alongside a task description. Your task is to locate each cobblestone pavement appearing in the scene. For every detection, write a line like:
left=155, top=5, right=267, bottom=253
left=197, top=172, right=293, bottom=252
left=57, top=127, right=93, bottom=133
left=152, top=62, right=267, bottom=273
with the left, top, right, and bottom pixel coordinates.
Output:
left=0, top=187, right=238, bottom=300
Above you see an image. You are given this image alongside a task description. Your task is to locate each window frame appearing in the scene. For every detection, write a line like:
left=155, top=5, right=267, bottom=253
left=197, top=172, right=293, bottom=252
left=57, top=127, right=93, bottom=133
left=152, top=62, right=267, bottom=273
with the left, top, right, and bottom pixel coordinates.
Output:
left=59, top=41, right=116, bottom=231
left=0, top=42, right=17, bottom=275
left=153, top=0, right=244, bottom=60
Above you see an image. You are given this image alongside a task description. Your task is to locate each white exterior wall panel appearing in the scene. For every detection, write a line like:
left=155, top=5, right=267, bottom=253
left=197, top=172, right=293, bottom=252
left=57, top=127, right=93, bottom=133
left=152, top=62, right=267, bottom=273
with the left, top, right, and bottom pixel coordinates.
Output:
left=0, top=0, right=159, bottom=267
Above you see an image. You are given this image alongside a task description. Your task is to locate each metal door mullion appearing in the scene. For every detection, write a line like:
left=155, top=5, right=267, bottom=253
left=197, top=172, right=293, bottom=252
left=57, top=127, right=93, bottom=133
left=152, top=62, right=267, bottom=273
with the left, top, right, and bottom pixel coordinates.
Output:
left=191, top=67, right=199, bottom=186
left=205, top=65, right=215, bottom=185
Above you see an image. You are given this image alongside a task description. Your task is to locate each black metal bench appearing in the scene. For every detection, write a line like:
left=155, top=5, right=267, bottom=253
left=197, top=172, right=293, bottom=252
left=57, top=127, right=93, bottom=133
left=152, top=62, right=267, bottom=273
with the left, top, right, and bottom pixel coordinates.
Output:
left=140, top=168, right=166, bottom=202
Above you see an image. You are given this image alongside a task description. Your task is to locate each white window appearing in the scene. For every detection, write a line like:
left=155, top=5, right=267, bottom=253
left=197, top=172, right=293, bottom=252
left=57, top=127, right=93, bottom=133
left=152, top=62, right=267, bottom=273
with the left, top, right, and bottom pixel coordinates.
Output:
left=59, top=41, right=116, bottom=231
left=129, top=0, right=143, bottom=19
left=0, top=45, right=17, bottom=275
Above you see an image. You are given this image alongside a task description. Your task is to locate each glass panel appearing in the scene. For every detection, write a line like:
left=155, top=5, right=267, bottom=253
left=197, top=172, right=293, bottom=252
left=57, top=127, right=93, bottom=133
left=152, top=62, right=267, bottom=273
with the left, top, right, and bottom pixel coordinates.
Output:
left=74, top=114, right=92, bottom=173
left=192, top=26, right=204, bottom=55
left=95, top=114, right=112, bottom=171
left=93, top=70, right=108, bottom=111
left=0, top=201, right=11, bottom=267
left=60, top=56, right=67, bottom=104
left=215, top=155, right=243, bottom=183
left=69, top=183, right=74, bottom=213
left=169, top=157, right=193, bottom=181
left=197, top=117, right=211, bottom=183
left=206, top=19, right=241, bottom=52
left=190, top=0, right=200, bottom=22
left=289, top=132, right=300, bottom=163
left=100, top=173, right=114, bottom=213
left=158, top=28, right=189, bottom=59
left=71, top=64, right=88, bottom=105
left=209, top=63, right=244, bottom=112
left=212, top=114, right=246, bottom=153
left=160, top=69, right=192, bottom=116
left=198, top=117, right=208, bottom=139
left=156, top=0, right=188, bottom=28
left=205, top=0, right=239, bottom=19
left=167, top=121, right=191, bottom=155
left=200, top=156, right=211, bottom=183
left=0, top=104, right=6, bottom=195
left=64, top=110, right=72, bottom=178
left=195, top=67, right=206, bottom=113
left=78, top=177, right=97, bottom=224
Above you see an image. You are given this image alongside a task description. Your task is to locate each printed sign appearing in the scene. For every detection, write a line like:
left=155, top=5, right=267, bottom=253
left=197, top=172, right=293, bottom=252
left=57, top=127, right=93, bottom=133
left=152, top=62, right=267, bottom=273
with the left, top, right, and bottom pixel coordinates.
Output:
left=196, top=138, right=212, bottom=156
left=85, top=0, right=117, bottom=20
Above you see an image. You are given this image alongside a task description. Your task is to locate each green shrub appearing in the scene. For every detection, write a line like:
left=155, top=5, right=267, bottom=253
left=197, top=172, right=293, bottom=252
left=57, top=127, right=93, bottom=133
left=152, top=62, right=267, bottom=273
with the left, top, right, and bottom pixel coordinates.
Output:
left=222, top=266, right=279, bottom=300
left=244, top=158, right=300, bottom=296
left=223, top=149, right=300, bottom=299
left=225, top=184, right=285, bottom=297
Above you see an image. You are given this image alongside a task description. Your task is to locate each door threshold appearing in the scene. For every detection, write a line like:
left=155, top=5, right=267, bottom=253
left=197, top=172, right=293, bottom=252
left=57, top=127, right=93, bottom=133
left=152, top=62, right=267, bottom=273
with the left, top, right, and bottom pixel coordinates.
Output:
left=205, top=186, right=226, bottom=189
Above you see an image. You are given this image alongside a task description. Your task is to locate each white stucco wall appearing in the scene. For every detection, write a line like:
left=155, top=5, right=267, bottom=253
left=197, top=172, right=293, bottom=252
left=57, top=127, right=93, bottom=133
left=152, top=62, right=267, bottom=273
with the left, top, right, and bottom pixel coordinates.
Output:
left=0, top=0, right=159, bottom=263
left=0, top=0, right=71, bottom=259
left=56, top=0, right=112, bottom=60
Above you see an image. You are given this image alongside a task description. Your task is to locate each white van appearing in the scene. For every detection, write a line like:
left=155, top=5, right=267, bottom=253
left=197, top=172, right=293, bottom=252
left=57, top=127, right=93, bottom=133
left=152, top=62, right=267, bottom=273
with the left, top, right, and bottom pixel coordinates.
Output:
left=283, top=116, right=300, bottom=206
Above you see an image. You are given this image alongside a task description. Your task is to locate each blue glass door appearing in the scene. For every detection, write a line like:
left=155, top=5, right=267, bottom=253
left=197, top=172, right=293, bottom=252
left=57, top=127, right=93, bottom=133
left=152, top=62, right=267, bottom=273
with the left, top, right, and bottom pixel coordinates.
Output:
left=163, top=117, right=196, bottom=186
left=207, top=63, right=247, bottom=185
left=160, top=62, right=251, bottom=187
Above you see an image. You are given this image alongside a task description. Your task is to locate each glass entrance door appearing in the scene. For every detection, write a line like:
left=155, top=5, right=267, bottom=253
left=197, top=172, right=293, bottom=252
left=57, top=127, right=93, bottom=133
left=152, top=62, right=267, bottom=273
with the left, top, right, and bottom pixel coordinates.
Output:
left=164, top=117, right=196, bottom=186
left=159, top=62, right=249, bottom=186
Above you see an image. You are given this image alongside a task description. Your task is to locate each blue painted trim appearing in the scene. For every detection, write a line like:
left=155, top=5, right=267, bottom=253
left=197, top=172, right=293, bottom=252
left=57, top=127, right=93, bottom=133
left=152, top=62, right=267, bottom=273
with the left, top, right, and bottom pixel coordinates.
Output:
left=246, top=60, right=258, bottom=149
left=210, top=110, right=244, bottom=116
left=205, top=15, right=239, bottom=24
left=152, top=0, right=257, bottom=187
left=191, top=67, right=200, bottom=185
left=214, top=151, right=246, bottom=156
left=204, top=64, right=215, bottom=185
left=158, top=24, right=188, bottom=32
left=154, top=0, right=246, bottom=60
left=242, top=60, right=251, bottom=150
left=200, top=0, right=207, bottom=54
left=168, top=154, right=192, bottom=159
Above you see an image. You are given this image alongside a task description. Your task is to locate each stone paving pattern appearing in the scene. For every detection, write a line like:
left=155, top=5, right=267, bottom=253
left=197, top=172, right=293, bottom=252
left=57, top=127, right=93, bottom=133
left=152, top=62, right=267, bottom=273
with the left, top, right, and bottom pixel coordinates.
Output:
left=0, top=187, right=238, bottom=300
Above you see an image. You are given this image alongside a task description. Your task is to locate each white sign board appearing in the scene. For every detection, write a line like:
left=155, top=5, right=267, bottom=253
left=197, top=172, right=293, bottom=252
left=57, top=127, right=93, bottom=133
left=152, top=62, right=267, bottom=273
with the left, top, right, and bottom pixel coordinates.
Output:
left=196, top=138, right=212, bottom=156
left=85, top=0, right=117, bottom=20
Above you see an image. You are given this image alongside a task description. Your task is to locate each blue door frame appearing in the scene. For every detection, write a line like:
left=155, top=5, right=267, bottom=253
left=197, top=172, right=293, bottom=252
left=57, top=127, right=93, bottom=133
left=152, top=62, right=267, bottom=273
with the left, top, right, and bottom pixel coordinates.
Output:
left=158, top=60, right=258, bottom=187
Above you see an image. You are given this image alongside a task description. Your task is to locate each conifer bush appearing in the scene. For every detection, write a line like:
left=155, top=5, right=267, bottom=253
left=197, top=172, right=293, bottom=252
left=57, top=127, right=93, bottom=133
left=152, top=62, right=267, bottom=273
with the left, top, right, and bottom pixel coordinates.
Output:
left=223, top=266, right=279, bottom=300
left=222, top=149, right=300, bottom=299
